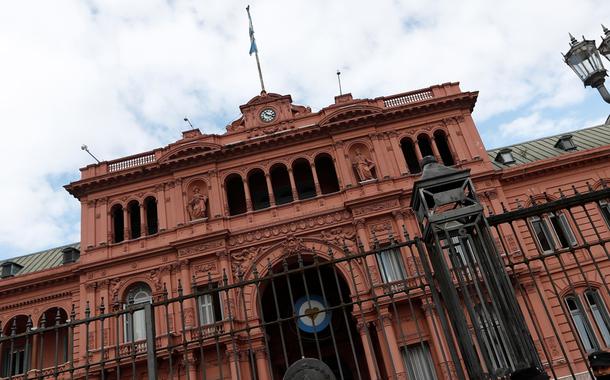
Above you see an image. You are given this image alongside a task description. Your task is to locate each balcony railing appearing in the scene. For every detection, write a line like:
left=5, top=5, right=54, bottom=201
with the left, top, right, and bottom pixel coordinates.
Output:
left=108, top=153, right=156, bottom=172
left=383, top=89, right=434, bottom=108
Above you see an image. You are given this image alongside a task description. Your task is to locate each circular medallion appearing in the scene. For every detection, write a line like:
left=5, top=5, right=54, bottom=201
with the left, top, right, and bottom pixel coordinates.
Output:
left=295, top=295, right=331, bottom=333
left=284, top=358, right=336, bottom=380
left=259, top=108, right=276, bottom=122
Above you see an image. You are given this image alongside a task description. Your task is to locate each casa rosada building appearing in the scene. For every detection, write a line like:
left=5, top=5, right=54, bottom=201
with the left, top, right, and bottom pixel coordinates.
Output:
left=1, top=82, right=610, bottom=380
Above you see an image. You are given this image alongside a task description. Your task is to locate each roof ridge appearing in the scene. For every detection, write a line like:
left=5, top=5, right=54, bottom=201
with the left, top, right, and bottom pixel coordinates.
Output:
left=0, top=242, right=79, bottom=264
left=486, top=122, right=610, bottom=152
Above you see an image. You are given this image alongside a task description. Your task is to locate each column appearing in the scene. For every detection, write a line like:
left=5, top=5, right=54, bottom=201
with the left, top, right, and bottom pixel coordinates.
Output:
left=106, top=200, right=112, bottom=244
left=265, top=173, right=276, bottom=206
left=287, top=168, right=299, bottom=200
left=155, top=185, right=168, bottom=232
left=370, top=133, right=391, bottom=179
left=358, top=321, right=380, bottom=380
left=388, top=132, right=409, bottom=176
left=379, top=313, right=407, bottom=379
left=354, top=219, right=379, bottom=285
left=242, top=177, right=253, bottom=212
left=422, top=297, right=456, bottom=380
left=310, top=162, right=322, bottom=196
left=122, top=207, right=130, bottom=240
left=139, top=203, right=147, bottom=236
left=414, top=140, right=424, bottom=164
left=208, top=169, right=224, bottom=218
left=254, top=346, right=271, bottom=380
left=430, top=137, right=442, bottom=163
left=333, top=141, right=354, bottom=187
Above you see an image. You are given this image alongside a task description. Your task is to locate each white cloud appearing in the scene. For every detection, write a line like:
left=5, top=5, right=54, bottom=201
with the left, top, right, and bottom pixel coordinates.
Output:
left=0, top=0, right=609, bottom=258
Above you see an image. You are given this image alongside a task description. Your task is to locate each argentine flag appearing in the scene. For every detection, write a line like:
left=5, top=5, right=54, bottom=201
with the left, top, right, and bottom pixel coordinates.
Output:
left=247, top=6, right=258, bottom=55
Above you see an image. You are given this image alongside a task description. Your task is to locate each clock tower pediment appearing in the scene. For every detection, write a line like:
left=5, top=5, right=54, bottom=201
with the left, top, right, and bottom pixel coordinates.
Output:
left=227, top=91, right=311, bottom=135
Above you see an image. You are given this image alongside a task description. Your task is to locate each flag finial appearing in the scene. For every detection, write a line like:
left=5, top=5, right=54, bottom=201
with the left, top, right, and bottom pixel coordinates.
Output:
left=246, top=5, right=266, bottom=93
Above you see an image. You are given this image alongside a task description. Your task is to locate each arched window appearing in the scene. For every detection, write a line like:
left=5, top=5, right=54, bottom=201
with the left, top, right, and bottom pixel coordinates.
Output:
left=433, top=130, right=455, bottom=166
left=128, top=201, right=141, bottom=239
left=1, top=315, right=29, bottom=376
left=144, top=196, right=158, bottom=235
left=124, top=283, right=152, bottom=342
left=270, top=164, right=293, bottom=205
left=248, top=169, right=270, bottom=210
left=292, top=159, right=316, bottom=200
left=314, top=154, right=340, bottom=194
left=417, top=134, right=434, bottom=158
left=38, top=308, right=68, bottom=369
left=565, top=294, right=599, bottom=352
left=400, top=138, right=421, bottom=174
left=111, top=204, right=124, bottom=243
left=225, top=174, right=247, bottom=215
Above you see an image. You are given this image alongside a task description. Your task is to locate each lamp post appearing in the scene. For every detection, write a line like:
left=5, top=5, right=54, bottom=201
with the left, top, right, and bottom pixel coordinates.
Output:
left=563, top=25, right=610, bottom=103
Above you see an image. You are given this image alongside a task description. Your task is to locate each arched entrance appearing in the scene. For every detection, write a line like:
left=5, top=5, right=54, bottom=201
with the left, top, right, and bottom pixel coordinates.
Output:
left=259, top=255, right=368, bottom=379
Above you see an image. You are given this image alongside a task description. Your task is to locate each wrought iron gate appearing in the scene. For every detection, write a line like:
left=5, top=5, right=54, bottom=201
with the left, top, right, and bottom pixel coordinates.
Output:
left=1, top=180, right=610, bottom=379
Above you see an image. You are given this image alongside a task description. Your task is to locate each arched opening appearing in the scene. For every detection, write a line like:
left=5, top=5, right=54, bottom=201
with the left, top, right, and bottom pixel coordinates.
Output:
left=144, top=196, right=158, bottom=235
left=400, top=138, right=421, bottom=174
left=128, top=201, right=141, bottom=239
left=260, top=256, right=366, bottom=379
left=292, top=159, right=317, bottom=200
left=417, top=134, right=434, bottom=158
left=248, top=169, right=270, bottom=210
left=111, top=204, right=124, bottom=243
left=37, top=308, right=68, bottom=369
left=270, top=164, right=294, bottom=205
left=225, top=174, right=247, bottom=216
left=124, top=283, right=152, bottom=342
left=434, top=130, right=455, bottom=166
left=1, top=315, right=29, bottom=377
left=314, top=154, right=340, bottom=194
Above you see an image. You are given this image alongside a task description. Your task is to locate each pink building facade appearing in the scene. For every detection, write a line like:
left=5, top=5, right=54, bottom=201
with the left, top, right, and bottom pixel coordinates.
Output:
left=1, top=82, right=610, bottom=379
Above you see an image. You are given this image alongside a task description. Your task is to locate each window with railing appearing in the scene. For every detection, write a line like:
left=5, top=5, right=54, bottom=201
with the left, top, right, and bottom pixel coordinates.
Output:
left=401, top=342, right=438, bottom=380
left=565, top=294, right=599, bottom=352
left=584, top=290, right=610, bottom=347
left=599, top=199, right=610, bottom=228
left=376, top=247, right=407, bottom=283
left=529, top=212, right=577, bottom=254
left=197, top=284, right=223, bottom=326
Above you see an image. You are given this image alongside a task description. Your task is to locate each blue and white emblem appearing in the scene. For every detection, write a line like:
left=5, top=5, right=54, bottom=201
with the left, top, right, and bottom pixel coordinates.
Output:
left=295, top=295, right=331, bottom=333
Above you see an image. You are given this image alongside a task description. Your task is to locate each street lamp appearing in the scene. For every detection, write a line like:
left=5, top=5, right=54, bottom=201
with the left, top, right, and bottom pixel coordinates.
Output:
left=563, top=25, right=610, bottom=103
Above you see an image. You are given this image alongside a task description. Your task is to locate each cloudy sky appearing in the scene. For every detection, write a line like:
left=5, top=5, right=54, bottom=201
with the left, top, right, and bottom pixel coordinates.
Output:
left=0, top=0, right=609, bottom=259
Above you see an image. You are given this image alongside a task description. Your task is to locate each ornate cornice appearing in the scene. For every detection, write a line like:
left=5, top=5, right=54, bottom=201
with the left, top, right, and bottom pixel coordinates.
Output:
left=0, top=291, right=73, bottom=312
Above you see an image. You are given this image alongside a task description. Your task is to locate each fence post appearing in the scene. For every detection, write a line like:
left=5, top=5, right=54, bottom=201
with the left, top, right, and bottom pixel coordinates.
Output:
left=145, top=303, right=158, bottom=379
left=411, top=156, right=546, bottom=380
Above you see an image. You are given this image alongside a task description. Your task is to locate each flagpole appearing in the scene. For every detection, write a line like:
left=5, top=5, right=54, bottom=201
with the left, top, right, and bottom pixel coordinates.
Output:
left=246, top=5, right=266, bottom=93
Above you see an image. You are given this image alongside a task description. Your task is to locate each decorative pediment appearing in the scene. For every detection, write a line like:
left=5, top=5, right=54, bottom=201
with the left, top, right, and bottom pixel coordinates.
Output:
left=319, top=105, right=382, bottom=127
left=158, top=141, right=222, bottom=164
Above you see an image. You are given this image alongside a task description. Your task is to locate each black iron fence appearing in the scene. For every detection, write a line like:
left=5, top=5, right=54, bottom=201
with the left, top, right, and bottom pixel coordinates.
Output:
left=0, top=184, right=609, bottom=379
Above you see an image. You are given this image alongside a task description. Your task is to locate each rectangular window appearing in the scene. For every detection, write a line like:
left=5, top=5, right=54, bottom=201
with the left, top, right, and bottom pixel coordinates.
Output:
left=1, top=349, right=25, bottom=376
left=566, top=295, right=598, bottom=352
left=549, top=213, right=577, bottom=248
left=376, top=248, right=407, bottom=283
left=530, top=217, right=554, bottom=253
left=599, top=200, right=610, bottom=228
left=198, top=284, right=223, bottom=326
left=124, top=308, right=147, bottom=342
left=585, top=290, right=610, bottom=347
left=402, top=342, right=438, bottom=380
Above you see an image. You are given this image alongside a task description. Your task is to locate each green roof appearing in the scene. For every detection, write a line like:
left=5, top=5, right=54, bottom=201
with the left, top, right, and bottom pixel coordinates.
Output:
left=0, top=243, right=79, bottom=279
left=487, top=122, right=610, bottom=169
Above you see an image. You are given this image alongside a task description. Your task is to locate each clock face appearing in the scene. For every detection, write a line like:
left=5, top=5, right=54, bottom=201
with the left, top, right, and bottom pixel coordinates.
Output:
left=259, top=108, right=276, bottom=122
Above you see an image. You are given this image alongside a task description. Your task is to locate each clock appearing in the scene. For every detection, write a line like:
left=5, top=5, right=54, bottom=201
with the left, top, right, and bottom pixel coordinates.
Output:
left=259, top=108, right=276, bottom=122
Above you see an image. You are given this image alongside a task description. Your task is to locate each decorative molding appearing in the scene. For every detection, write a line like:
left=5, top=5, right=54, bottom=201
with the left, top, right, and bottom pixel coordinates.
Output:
left=227, top=210, right=352, bottom=247
left=178, top=240, right=225, bottom=257
left=315, top=226, right=356, bottom=246
left=0, top=291, right=72, bottom=312
left=352, top=198, right=400, bottom=216
left=281, top=236, right=307, bottom=256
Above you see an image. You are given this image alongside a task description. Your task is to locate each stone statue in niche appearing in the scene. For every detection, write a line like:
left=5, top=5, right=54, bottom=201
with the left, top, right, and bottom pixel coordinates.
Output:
left=352, top=148, right=376, bottom=182
left=187, top=186, right=208, bottom=220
